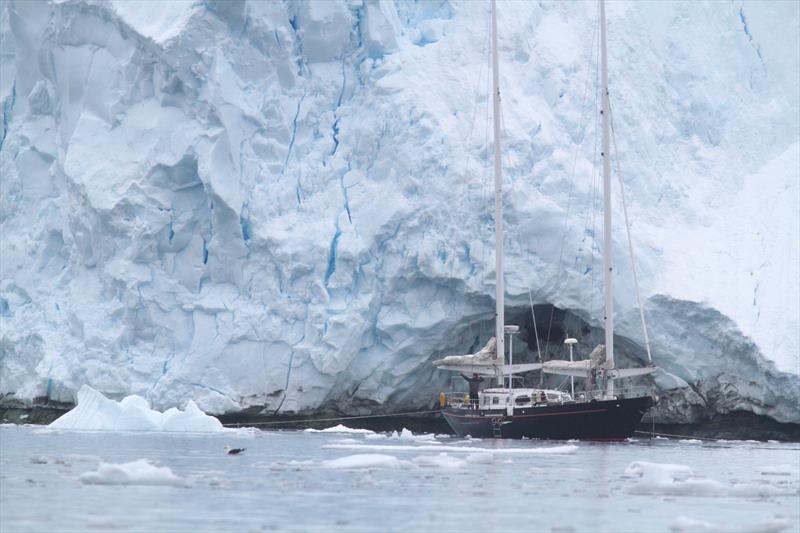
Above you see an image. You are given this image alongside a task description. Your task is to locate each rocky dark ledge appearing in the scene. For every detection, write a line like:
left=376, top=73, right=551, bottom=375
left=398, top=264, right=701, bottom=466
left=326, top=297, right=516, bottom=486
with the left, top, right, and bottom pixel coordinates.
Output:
left=3, top=401, right=799, bottom=442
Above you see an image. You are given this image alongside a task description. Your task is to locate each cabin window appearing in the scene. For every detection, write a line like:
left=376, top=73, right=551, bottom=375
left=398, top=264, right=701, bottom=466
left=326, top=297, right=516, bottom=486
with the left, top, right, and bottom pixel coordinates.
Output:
left=492, top=396, right=499, bottom=405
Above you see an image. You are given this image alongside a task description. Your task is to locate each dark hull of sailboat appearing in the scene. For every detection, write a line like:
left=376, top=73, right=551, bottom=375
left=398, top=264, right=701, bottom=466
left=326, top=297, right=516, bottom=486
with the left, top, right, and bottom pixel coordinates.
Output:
left=442, top=395, right=653, bottom=440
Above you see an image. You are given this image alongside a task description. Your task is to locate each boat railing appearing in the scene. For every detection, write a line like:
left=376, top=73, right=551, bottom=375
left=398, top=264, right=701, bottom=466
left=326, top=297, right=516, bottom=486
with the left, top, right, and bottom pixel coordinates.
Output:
left=574, top=386, right=653, bottom=402
left=441, top=392, right=478, bottom=409
left=441, top=387, right=653, bottom=410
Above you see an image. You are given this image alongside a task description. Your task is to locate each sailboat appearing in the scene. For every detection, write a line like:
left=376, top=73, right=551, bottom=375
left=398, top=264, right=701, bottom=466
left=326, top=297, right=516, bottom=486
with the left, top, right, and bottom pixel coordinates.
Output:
left=434, top=0, right=656, bottom=440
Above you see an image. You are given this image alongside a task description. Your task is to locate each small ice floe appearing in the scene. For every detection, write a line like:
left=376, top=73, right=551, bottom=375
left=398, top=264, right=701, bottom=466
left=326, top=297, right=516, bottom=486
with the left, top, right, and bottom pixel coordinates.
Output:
left=79, top=459, right=186, bottom=486
left=331, top=438, right=362, bottom=444
left=321, top=454, right=409, bottom=469
left=267, top=460, right=315, bottom=471
left=759, top=464, right=797, bottom=476
left=31, top=455, right=67, bottom=465
left=389, top=428, right=440, bottom=443
left=30, top=454, right=100, bottom=466
left=323, top=443, right=577, bottom=455
left=321, top=453, right=469, bottom=470
left=49, top=385, right=226, bottom=432
left=412, top=453, right=466, bottom=470
left=671, top=515, right=795, bottom=533
left=625, top=461, right=798, bottom=498
left=303, top=424, right=375, bottom=435
left=670, top=515, right=719, bottom=532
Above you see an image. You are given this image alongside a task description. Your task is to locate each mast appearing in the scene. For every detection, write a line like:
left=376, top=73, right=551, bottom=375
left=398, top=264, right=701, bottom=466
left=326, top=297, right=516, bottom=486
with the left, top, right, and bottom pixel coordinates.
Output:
left=490, top=0, right=505, bottom=371
left=600, top=0, right=614, bottom=397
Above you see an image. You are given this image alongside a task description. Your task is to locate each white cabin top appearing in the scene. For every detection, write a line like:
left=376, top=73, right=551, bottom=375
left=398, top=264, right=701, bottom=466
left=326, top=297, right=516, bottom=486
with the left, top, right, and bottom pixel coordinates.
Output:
left=479, top=388, right=573, bottom=409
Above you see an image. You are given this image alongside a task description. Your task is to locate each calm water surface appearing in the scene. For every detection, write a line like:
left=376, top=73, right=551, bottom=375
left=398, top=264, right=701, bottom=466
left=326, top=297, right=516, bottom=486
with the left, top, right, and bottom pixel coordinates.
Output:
left=1, top=425, right=798, bottom=532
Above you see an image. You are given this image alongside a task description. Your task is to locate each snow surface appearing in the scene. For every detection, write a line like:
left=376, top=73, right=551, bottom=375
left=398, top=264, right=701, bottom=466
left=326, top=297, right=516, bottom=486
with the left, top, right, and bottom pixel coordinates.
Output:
left=49, top=385, right=225, bottom=432
left=0, top=1, right=798, bottom=422
left=79, top=459, right=185, bottom=486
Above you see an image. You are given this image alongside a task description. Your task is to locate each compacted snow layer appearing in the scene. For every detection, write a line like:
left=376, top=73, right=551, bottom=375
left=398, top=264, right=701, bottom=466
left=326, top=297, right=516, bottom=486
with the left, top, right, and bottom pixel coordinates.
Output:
left=0, top=1, right=798, bottom=422
left=49, top=385, right=225, bottom=432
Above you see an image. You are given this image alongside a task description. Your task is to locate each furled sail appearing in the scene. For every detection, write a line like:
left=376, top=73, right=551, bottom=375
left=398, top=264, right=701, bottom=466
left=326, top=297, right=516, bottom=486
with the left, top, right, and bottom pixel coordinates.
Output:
left=433, top=337, right=503, bottom=367
left=542, top=344, right=608, bottom=377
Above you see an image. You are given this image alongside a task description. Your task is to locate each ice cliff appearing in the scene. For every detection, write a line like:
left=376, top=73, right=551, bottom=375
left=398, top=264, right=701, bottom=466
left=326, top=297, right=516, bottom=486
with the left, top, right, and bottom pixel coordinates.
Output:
left=1, top=0, right=798, bottom=424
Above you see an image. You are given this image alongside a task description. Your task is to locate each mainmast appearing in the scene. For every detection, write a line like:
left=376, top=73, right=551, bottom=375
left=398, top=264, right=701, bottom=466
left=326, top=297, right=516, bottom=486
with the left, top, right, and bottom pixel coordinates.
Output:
left=490, top=0, right=505, bottom=369
left=600, top=0, right=614, bottom=397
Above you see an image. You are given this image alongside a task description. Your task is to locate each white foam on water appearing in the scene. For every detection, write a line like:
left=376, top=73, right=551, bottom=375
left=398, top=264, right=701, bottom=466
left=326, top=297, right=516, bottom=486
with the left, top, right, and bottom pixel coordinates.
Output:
left=79, top=459, right=186, bottom=487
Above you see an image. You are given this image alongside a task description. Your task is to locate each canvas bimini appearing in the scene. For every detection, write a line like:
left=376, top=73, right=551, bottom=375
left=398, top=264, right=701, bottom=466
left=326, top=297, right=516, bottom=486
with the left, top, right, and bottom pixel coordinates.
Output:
left=434, top=0, right=656, bottom=440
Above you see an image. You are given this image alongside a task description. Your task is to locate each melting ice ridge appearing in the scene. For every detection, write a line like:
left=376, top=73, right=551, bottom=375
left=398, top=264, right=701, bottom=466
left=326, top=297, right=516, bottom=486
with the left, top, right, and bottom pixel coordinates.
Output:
left=0, top=1, right=798, bottom=423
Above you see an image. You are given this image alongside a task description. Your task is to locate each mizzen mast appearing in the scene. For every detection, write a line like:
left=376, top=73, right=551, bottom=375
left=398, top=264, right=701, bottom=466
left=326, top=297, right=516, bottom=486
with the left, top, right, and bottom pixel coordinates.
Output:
left=600, top=0, right=615, bottom=397
left=490, top=0, right=505, bottom=367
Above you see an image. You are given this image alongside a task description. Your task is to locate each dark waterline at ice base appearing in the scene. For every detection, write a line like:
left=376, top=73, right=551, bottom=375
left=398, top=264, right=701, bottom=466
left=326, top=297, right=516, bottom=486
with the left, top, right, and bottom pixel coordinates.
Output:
left=1, top=425, right=798, bottom=532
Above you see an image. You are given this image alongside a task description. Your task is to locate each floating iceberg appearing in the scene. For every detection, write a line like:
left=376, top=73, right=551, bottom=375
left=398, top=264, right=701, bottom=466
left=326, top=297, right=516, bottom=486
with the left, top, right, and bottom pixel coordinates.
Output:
left=49, top=385, right=224, bottom=432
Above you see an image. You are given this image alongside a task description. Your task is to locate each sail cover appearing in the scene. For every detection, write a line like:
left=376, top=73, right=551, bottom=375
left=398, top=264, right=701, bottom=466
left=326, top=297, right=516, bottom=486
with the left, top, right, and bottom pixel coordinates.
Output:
left=542, top=360, right=591, bottom=372
left=541, top=344, right=610, bottom=376
left=433, top=337, right=504, bottom=367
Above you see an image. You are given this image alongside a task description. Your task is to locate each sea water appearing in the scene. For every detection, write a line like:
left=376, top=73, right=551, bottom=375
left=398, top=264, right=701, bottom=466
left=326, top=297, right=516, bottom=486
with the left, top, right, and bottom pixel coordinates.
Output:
left=1, top=424, right=798, bottom=532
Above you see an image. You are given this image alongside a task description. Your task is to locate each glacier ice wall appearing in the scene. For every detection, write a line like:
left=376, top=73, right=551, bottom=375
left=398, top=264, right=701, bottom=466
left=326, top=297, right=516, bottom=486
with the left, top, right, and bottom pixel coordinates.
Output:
left=1, top=0, right=798, bottom=423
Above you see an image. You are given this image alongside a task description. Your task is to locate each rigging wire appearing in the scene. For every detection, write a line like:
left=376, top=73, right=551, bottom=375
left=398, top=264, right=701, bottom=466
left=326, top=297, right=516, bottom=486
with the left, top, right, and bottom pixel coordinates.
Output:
left=479, top=7, right=495, bottom=342
left=541, top=2, right=601, bottom=361
left=528, top=288, right=542, bottom=361
left=453, top=9, right=492, bottom=345
left=607, top=99, right=653, bottom=363
left=454, top=10, right=491, bottom=281
left=588, top=18, right=602, bottom=324
left=223, top=409, right=442, bottom=427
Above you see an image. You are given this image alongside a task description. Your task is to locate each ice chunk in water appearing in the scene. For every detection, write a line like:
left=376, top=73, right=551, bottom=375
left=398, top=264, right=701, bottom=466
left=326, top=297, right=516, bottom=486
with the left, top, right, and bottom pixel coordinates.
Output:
left=321, top=454, right=409, bottom=469
left=79, top=459, right=185, bottom=486
left=625, top=461, right=798, bottom=498
left=670, top=515, right=719, bottom=532
left=412, top=453, right=466, bottom=469
left=304, top=425, right=375, bottom=435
